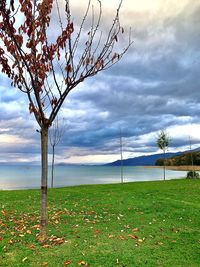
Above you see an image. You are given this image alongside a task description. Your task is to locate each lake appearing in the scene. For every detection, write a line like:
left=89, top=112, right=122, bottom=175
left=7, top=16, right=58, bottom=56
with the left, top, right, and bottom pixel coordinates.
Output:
left=0, top=165, right=187, bottom=190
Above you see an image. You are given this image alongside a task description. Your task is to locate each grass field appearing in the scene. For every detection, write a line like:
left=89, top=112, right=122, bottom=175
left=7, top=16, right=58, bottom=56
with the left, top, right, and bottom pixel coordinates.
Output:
left=0, top=179, right=200, bottom=266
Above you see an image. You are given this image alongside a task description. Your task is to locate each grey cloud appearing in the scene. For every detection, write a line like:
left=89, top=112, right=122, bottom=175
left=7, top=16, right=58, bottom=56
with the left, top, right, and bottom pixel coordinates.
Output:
left=1, top=1, right=200, bottom=163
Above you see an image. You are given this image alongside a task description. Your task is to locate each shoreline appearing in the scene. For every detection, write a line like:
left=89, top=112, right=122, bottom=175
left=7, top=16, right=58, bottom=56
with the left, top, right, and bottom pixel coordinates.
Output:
left=145, top=165, right=200, bottom=171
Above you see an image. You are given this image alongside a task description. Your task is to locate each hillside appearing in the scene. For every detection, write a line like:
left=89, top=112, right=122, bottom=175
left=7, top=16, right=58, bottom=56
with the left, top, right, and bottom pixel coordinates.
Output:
left=105, top=151, right=183, bottom=166
left=155, top=151, right=200, bottom=166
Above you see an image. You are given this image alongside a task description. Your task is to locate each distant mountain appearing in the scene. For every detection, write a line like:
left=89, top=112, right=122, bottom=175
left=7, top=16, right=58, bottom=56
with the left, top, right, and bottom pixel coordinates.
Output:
left=104, top=151, right=184, bottom=166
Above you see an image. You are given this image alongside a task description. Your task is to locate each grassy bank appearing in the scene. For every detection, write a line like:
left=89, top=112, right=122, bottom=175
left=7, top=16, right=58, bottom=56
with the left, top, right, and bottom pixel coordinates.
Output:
left=0, top=179, right=200, bottom=266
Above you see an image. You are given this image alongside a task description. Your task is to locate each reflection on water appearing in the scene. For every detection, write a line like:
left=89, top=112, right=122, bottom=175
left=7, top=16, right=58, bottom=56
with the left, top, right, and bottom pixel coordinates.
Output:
left=0, top=165, right=187, bottom=190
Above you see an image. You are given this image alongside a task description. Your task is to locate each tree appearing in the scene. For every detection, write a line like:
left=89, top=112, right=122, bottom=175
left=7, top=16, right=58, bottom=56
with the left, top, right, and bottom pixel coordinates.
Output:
left=0, top=0, right=131, bottom=242
left=156, top=130, right=170, bottom=180
left=119, top=127, right=123, bottom=183
left=49, top=117, right=65, bottom=188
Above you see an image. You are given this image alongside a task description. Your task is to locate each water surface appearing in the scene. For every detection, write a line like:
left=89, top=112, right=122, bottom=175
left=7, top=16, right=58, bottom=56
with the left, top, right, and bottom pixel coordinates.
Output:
left=0, top=165, right=187, bottom=190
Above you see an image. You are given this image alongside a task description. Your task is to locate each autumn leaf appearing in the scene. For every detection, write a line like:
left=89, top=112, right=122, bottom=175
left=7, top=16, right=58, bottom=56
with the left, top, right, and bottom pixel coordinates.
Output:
left=156, top=241, right=163, bottom=246
left=64, top=260, right=71, bottom=265
left=10, top=232, right=16, bottom=236
left=118, top=235, right=126, bottom=240
left=0, top=236, right=3, bottom=241
left=8, top=239, right=14, bottom=244
left=22, top=257, right=28, bottom=262
left=42, top=244, right=51, bottom=248
left=32, top=224, right=40, bottom=230
left=65, top=64, right=72, bottom=73
left=132, top=228, right=139, bottom=232
left=171, top=228, right=179, bottom=233
left=49, top=235, right=65, bottom=245
left=27, top=244, right=36, bottom=249
left=128, top=234, right=138, bottom=239
left=41, top=262, right=49, bottom=266
left=108, top=234, right=114, bottom=238
left=77, top=261, right=89, bottom=266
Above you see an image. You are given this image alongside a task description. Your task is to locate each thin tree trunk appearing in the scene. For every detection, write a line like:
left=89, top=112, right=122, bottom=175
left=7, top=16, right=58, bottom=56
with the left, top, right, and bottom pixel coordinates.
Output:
left=163, top=149, right=166, bottom=181
left=51, top=145, right=55, bottom=188
left=39, top=126, right=49, bottom=243
left=120, top=128, right=123, bottom=184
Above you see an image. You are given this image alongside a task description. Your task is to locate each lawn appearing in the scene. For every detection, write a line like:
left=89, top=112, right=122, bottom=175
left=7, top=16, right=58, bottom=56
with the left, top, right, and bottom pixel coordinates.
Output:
left=0, top=179, right=200, bottom=266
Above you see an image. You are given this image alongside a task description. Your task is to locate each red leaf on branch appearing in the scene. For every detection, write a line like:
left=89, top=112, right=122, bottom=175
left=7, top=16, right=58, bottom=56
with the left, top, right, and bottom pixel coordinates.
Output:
left=65, top=64, right=72, bottom=73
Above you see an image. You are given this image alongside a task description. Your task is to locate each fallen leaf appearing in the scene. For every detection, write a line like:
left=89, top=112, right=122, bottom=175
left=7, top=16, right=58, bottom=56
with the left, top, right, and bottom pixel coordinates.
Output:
left=0, top=236, right=3, bottom=241
left=22, top=257, right=28, bottom=262
left=27, top=244, right=35, bottom=249
left=64, top=260, right=71, bottom=265
left=32, top=224, right=40, bottom=230
left=41, top=262, right=49, bottom=266
left=8, top=239, right=14, bottom=244
left=119, top=235, right=126, bottom=240
left=42, top=244, right=51, bottom=248
left=10, top=232, right=16, bottom=236
left=49, top=235, right=65, bottom=245
left=108, top=234, right=114, bottom=238
left=132, top=228, right=139, bottom=232
left=77, top=260, right=89, bottom=266
left=156, top=241, right=163, bottom=246
left=171, top=227, right=179, bottom=233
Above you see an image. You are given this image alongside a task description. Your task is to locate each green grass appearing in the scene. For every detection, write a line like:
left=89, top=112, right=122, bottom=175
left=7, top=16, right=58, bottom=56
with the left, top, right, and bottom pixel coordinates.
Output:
left=0, top=179, right=200, bottom=266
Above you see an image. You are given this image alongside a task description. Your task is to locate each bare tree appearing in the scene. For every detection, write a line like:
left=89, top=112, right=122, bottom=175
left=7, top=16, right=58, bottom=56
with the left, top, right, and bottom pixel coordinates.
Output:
left=49, top=117, right=65, bottom=188
left=0, top=0, right=132, bottom=242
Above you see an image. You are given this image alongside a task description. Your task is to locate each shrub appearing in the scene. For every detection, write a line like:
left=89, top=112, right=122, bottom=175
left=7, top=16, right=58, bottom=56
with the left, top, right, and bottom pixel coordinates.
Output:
left=186, top=171, right=200, bottom=179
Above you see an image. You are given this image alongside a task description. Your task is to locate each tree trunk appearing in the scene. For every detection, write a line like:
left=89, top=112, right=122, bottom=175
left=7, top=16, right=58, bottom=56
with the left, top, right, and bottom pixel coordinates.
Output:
left=163, top=149, right=166, bottom=181
left=51, top=145, right=55, bottom=188
left=38, top=126, right=49, bottom=243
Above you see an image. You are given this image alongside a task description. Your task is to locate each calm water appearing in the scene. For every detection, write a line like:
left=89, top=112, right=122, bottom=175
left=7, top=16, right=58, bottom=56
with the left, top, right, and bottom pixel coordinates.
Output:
left=0, top=165, right=187, bottom=190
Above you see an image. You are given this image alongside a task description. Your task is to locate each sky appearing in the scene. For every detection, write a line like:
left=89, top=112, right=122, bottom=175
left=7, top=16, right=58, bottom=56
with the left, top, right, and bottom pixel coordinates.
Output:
left=0, top=0, right=200, bottom=164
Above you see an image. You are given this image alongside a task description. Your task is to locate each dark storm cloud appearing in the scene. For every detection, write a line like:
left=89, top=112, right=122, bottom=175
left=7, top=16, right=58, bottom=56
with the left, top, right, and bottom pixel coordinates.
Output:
left=1, top=1, right=200, bottom=163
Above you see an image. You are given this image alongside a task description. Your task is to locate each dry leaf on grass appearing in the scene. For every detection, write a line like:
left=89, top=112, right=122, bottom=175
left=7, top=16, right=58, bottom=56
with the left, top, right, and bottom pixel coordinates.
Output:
left=118, top=235, right=126, bottom=240
left=64, top=260, right=71, bottom=265
left=77, top=260, right=89, bottom=266
left=42, top=244, right=51, bottom=248
left=41, top=262, right=49, bottom=266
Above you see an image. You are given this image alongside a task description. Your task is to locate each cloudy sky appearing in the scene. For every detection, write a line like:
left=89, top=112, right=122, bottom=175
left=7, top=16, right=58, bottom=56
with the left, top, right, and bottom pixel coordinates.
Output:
left=0, top=0, right=200, bottom=164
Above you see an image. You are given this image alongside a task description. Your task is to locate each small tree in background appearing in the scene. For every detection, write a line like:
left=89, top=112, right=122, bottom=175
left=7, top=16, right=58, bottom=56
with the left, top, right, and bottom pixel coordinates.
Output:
left=49, top=117, right=65, bottom=188
left=157, top=130, right=170, bottom=180
left=0, top=0, right=132, bottom=242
